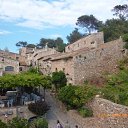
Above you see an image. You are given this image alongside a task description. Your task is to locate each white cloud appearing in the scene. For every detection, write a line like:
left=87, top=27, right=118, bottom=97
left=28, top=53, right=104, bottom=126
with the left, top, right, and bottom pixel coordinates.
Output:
left=0, top=30, right=12, bottom=35
left=0, top=0, right=127, bottom=29
left=49, top=34, right=62, bottom=39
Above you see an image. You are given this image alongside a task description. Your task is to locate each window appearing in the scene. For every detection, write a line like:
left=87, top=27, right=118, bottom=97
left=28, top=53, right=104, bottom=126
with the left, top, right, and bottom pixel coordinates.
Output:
left=16, top=57, right=19, bottom=60
left=91, top=41, right=95, bottom=44
left=79, top=55, right=82, bottom=58
left=2, top=58, right=4, bottom=62
left=55, top=68, right=58, bottom=71
left=5, top=66, right=14, bottom=71
left=121, top=49, right=125, bottom=54
left=19, top=67, right=22, bottom=71
left=63, top=68, right=65, bottom=72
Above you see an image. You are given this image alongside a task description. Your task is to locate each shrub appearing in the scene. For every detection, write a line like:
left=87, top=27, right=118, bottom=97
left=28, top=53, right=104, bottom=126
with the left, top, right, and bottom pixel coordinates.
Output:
left=122, top=33, right=128, bottom=49
left=7, top=117, right=29, bottom=128
left=28, top=101, right=50, bottom=115
left=52, top=71, right=67, bottom=90
left=0, top=120, right=7, bottom=128
left=29, top=118, right=48, bottom=128
left=78, top=107, right=93, bottom=117
left=58, top=85, right=97, bottom=109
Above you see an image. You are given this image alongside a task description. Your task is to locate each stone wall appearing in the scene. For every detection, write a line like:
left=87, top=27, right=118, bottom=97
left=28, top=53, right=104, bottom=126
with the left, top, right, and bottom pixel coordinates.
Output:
left=65, top=32, right=104, bottom=53
left=67, top=97, right=128, bottom=128
left=0, top=56, right=19, bottom=73
left=73, top=38, right=125, bottom=84
left=51, top=57, right=74, bottom=84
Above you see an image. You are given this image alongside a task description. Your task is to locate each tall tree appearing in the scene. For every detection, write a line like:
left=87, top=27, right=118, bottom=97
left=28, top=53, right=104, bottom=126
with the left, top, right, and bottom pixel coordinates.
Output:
left=55, top=37, right=66, bottom=52
left=37, top=38, right=55, bottom=48
left=66, top=28, right=83, bottom=44
left=100, top=19, right=128, bottom=42
left=16, top=41, right=28, bottom=47
left=76, top=15, right=102, bottom=34
left=52, top=71, right=67, bottom=92
left=27, top=44, right=36, bottom=48
left=112, top=4, right=128, bottom=20
left=37, top=37, right=66, bottom=52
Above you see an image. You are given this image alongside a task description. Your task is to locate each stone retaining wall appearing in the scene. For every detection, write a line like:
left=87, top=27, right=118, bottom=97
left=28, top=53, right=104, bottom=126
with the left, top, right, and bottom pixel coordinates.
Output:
left=67, top=98, right=128, bottom=128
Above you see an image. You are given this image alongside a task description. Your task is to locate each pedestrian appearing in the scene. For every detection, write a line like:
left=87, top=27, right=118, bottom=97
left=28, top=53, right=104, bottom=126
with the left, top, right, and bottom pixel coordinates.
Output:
left=57, top=120, right=63, bottom=128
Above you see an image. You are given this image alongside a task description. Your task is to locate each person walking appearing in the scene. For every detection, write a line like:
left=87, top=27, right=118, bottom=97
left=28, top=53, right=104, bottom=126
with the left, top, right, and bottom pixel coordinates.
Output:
left=57, top=120, right=63, bottom=128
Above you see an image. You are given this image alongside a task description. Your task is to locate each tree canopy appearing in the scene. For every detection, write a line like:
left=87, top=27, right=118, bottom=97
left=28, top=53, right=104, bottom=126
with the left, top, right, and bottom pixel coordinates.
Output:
left=37, top=37, right=66, bottom=52
left=100, top=18, right=128, bottom=42
left=16, top=41, right=28, bottom=47
left=76, top=15, right=102, bottom=34
left=52, top=71, right=67, bottom=91
left=66, top=28, right=83, bottom=44
left=112, top=4, right=128, bottom=20
left=0, top=72, right=52, bottom=89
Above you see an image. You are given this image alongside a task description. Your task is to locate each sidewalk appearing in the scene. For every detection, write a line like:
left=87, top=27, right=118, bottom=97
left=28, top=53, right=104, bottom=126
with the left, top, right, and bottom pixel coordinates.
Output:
left=43, top=90, right=81, bottom=128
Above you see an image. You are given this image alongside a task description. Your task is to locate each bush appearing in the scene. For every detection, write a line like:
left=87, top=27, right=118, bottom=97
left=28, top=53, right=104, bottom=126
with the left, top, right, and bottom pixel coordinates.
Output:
left=0, top=120, right=7, bottom=128
left=29, top=118, right=48, bottom=128
left=78, top=107, right=93, bottom=117
left=101, top=68, right=128, bottom=106
left=58, top=85, right=97, bottom=109
left=28, top=101, right=50, bottom=115
left=7, top=117, right=29, bottom=128
left=122, top=33, right=128, bottom=49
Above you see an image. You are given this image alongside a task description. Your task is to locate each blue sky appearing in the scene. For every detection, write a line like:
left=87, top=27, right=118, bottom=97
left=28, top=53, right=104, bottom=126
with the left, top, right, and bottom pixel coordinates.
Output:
left=0, top=0, right=127, bottom=53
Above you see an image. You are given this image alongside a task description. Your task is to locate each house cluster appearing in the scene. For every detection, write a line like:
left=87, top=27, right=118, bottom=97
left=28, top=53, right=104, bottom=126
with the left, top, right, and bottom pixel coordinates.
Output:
left=0, top=32, right=126, bottom=84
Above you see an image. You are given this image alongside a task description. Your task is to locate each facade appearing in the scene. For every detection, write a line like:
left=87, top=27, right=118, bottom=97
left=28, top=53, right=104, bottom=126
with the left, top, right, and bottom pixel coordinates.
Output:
left=0, top=32, right=126, bottom=85
left=50, top=32, right=125, bottom=84
left=23, top=32, right=125, bottom=85
left=0, top=56, right=19, bottom=74
left=0, top=49, right=27, bottom=74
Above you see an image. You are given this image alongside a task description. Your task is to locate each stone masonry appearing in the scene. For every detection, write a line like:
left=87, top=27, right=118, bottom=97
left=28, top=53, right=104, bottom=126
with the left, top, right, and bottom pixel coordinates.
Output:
left=73, top=38, right=125, bottom=84
left=67, top=97, right=128, bottom=128
left=1, top=32, right=125, bottom=84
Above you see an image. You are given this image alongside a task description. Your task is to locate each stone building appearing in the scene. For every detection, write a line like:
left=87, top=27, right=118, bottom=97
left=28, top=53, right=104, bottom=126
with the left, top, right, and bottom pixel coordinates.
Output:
left=50, top=32, right=125, bottom=84
left=21, top=32, right=125, bottom=85
left=0, top=56, right=19, bottom=74
left=0, top=49, right=27, bottom=74
left=0, top=32, right=125, bottom=85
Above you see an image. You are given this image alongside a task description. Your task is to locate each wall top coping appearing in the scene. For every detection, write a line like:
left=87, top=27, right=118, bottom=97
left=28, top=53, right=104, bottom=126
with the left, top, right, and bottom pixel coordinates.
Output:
left=94, top=97, right=128, bottom=109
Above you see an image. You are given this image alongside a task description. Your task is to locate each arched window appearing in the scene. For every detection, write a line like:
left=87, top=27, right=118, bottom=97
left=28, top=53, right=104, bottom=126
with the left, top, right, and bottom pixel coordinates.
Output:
left=5, top=66, right=14, bottom=71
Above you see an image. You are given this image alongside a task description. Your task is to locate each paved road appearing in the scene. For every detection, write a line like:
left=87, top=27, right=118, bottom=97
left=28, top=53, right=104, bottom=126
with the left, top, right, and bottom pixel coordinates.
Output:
left=42, top=90, right=81, bottom=128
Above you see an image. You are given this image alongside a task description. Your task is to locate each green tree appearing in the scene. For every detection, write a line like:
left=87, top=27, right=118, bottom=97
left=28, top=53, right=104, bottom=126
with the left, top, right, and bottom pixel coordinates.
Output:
left=28, top=67, right=39, bottom=74
left=55, top=37, right=66, bottom=52
left=0, top=72, right=51, bottom=90
left=29, top=118, right=48, bottom=128
left=40, top=75, right=52, bottom=101
left=122, top=33, right=128, bottom=49
left=58, top=85, right=97, bottom=109
left=37, top=37, right=66, bottom=52
left=66, top=28, right=83, bottom=44
left=37, top=38, right=55, bottom=48
left=100, top=19, right=128, bottom=42
left=8, top=117, right=29, bottom=128
left=112, top=4, right=128, bottom=20
left=52, top=71, right=67, bottom=91
left=0, top=120, right=7, bottom=128
left=27, top=44, right=36, bottom=48
left=76, top=15, right=102, bottom=34
left=16, top=41, right=28, bottom=47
